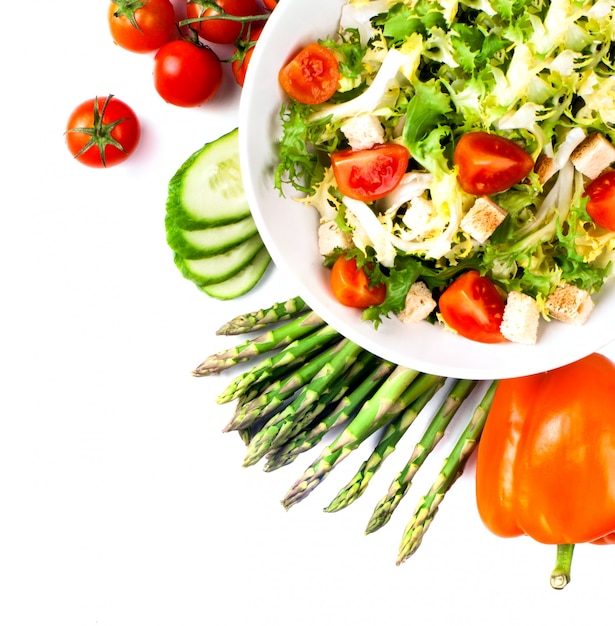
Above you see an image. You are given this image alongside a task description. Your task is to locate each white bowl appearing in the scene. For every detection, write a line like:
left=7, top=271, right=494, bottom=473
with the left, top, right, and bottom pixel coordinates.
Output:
left=238, top=0, right=615, bottom=380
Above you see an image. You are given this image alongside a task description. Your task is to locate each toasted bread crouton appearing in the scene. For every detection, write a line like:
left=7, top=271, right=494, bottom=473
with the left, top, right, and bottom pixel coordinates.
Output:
left=500, top=291, right=540, bottom=344
left=570, top=133, right=615, bottom=179
left=340, top=114, right=385, bottom=151
left=318, top=220, right=353, bottom=257
left=460, top=196, right=508, bottom=243
left=397, top=281, right=436, bottom=323
left=534, top=153, right=556, bottom=185
left=546, top=283, right=594, bottom=325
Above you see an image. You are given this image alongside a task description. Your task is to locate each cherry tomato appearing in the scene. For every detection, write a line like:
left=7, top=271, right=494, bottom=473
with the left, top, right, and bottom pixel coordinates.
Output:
left=438, top=270, right=506, bottom=343
left=262, top=0, right=278, bottom=8
left=65, top=95, right=141, bottom=168
left=186, top=0, right=261, bottom=45
left=231, top=25, right=263, bottom=86
left=278, top=43, right=340, bottom=105
left=454, top=131, right=534, bottom=195
left=108, top=0, right=176, bottom=53
left=153, top=40, right=222, bottom=107
left=584, top=170, right=615, bottom=231
left=331, top=144, right=410, bottom=202
left=330, top=256, right=386, bottom=309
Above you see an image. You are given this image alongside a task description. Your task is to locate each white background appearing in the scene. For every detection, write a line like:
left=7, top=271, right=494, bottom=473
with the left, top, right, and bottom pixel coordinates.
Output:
left=2, top=1, right=615, bottom=624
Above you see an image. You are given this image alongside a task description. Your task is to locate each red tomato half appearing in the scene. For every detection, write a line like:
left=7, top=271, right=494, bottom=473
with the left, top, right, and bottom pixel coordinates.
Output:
left=108, top=0, right=176, bottom=53
left=584, top=170, right=615, bottom=231
left=278, top=43, right=340, bottom=105
left=65, top=95, right=141, bottom=168
left=438, top=270, right=506, bottom=343
left=186, top=0, right=260, bottom=45
left=330, top=256, right=386, bottom=309
left=454, top=131, right=534, bottom=195
left=331, top=144, right=410, bottom=202
left=153, top=40, right=222, bottom=107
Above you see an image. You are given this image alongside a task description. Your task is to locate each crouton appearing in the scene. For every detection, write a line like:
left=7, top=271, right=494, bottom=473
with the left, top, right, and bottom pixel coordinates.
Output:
left=340, top=114, right=385, bottom=151
left=317, top=220, right=353, bottom=257
left=534, top=153, right=556, bottom=185
left=570, top=133, right=615, bottom=179
left=397, top=281, right=436, bottom=323
left=460, top=196, right=508, bottom=243
left=500, top=291, right=540, bottom=345
left=545, top=283, right=594, bottom=325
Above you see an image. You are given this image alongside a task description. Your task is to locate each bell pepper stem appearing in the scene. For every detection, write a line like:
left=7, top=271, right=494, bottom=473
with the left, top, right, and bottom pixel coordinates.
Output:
left=550, top=544, right=575, bottom=590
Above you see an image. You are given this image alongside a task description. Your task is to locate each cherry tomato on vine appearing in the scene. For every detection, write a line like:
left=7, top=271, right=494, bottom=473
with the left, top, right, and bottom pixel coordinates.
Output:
left=231, top=25, right=263, bottom=86
left=454, top=131, right=534, bottom=195
left=330, top=256, right=386, bottom=309
left=278, top=42, right=340, bottom=105
left=65, top=95, right=141, bottom=168
left=262, top=0, right=278, bottom=9
left=438, top=270, right=506, bottom=344
left=584, top=170, right=615, bottom=231
left=186, top=0, right=261, bottom=45
left=153, top=39, right=222, bottom=107
left=331, top=143, right=410, bottom=202
left=108, top=0, right=176, bottom=53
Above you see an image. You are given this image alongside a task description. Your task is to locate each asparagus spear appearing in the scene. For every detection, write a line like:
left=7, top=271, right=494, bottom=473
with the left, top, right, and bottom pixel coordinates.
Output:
left=365, top=378, right=478, bottom=534
left=216, top=296, right=308, bottom=335
left=243, top=339, right=366, bottom=467
left=216, top=323, right=341, bottom=403
left=396, top=380, right=497, bottom=565
left=281, top=365, right=422, bottom=510
left=263, top=358, right=396, bottom=472
left=193, top=310, right=326, bottom=376
left=324, top=374, right=445, bottom=513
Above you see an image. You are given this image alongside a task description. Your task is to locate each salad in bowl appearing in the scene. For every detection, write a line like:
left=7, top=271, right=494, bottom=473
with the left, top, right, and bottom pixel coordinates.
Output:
left=239, top=0, right=615, bottom=379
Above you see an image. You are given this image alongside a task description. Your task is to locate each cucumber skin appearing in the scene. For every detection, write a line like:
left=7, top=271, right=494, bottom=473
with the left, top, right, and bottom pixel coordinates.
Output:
left=200, top=248, right=272, bottom=300
left=166, top=128, right=250, bottom=230
left=175, top=234, right=264, bottom=286
left=165, top=214, right=258, bottom=259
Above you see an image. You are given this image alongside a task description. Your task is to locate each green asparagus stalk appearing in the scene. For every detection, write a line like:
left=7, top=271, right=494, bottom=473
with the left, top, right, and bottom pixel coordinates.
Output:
left=281, top=365, right=422, bottom=510
left=223, top=337, right=350, bottom=432
left=216, top=296, right=308, bottom=335
left=243, top=339, right=366, bottom=467
left=193, top=310, right=326, bottom=376
left=216, top=323, right=341, bottom=403
left=263, top=358, right=396, bottom=472
left=324, top=374, right=445, bottom=513
left=396, top=380, right=497, bottom=564
left=365, top=378, right=478, bottom=534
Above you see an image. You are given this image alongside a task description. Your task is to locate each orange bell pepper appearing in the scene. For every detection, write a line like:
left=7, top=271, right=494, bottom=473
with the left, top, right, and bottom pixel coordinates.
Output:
left=475, top=353, right=615, bottom=589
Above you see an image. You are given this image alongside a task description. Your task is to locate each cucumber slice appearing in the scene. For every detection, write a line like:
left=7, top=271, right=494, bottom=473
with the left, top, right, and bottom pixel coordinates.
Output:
left=166, top=128, right=250, bottom=230
left=176, top=234, right=264, bottom=286
left=200, top=248, right=272, bottom=300
left=165, top=214, right=258, bottom=259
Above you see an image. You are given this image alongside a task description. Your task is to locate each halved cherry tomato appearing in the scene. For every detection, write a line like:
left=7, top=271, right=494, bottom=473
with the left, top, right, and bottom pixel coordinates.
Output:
left=584, top=170, right=615, bottom=231
left=331, top=144, right=410, bottom=202
left=108, top=0, right=176, bottom=53
left=454, top=131, right=534, bottom=195
left=330, top=256, right=386, bottom=309
left=231, top=25, right=263, bottom=86
left=438, top=270, right=506, bottom=343
left=186, top=0, right=261, bottom=45
left=278, top=42, right=340, bottom=105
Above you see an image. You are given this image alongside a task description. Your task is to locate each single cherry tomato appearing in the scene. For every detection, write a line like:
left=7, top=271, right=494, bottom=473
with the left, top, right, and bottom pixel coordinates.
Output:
left=331, top=144, right=410, bottom=202
left=231, top=25, right=263, bottom=87
left=330, top=256, right=386, bottom=309
left=454, top=131, right=534, bottom=195
left=438, top=270, right=506, bottom=343
left=278, top=42, right=340, bottom=105
left=186, top=0, right=261, bottom=45
left=153, top=40, right=222, bottom=107
left=262, top=0, right=278, bottom=9
left=108, top=0, right=176, bottom=53
left=584, top=170, right=615, bottom=231
left=65, top=95, right=141, bottom=168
